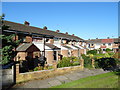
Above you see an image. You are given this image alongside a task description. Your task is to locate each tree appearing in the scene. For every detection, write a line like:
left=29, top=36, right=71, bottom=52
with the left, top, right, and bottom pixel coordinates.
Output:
left=0, top=14, right=20, bottom=64
left=106, top=48, right=112, bottom=52
left=87, top=49, right=97, bottom=55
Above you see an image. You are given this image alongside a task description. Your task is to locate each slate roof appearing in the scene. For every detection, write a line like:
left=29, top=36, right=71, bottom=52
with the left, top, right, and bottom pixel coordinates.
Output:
left=16, top=43, right=33, bottom=51
left=85, top=38, right=120, bottom=43
left=45, top=43, right=61, bottom=50
left=2, top=20, right=83, bottom=41
left=63, top=46, right=73, bottom=49
left=72, top=45, right=81, bottom=49
left=85, top=39, right=102, bottom=43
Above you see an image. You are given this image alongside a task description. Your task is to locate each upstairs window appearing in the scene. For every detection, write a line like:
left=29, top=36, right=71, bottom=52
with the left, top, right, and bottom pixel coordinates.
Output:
left=91, top=44, right=94, bottom=46
left=103, top=43, right=105, bottom=45
left=108, top=43, right=111, bottom=46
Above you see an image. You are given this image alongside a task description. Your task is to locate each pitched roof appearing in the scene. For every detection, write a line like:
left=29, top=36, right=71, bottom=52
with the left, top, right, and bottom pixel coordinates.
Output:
left=85, top=38, right=120, bottom=43
left=3, top=20, right=83, bottom=41
left=45, top=43, right=61, bottom=50
left=16, top=43, right=33, bottom=51
left=63, top=46, right=73, bottom=49
left=85, top=39, right=102, bottom=43
left=72, top=45, right=81, bottom=49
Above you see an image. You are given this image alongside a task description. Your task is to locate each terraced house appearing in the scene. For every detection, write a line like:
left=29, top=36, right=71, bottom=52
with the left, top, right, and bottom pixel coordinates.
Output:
left=85, top=37, right=120, bottom=53
left=2, top=20, right=86, bottom=66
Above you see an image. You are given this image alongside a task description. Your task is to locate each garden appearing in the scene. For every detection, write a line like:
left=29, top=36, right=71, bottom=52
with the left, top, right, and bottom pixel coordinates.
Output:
left=81, top=49, right=120, bottom=71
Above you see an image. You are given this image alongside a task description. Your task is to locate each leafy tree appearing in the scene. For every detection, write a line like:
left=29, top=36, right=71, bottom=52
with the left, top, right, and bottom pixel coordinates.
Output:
left=87, top=49, right=97, bottom=55
left=0, top=14, right=20, bottom=64
left=106, top=48, right=112, bottom=52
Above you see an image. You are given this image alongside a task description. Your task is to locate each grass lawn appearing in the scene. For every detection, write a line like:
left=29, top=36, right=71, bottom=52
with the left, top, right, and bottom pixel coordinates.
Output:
left=51, top=72, right=119, bottom=88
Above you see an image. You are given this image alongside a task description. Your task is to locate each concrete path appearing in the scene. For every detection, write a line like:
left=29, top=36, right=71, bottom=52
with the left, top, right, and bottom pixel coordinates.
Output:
left=12, top=68, right=109, bottom=89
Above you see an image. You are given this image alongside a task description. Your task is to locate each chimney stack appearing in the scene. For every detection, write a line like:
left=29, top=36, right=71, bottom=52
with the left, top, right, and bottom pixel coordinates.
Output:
left=107, top=37, right=110, bottom=39
left=65, top=32, right=68, bottom=34
left=43, top=26, right=47, bottom=30
left=24, top=21, right=30, bottom=26
left=56, top=30, right=60, bottom=33
left=72, top=34, right=74, bottom=36
left=96, top=38, right=98, bottom=39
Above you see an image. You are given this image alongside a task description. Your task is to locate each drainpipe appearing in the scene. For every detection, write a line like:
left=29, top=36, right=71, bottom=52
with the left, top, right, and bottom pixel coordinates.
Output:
left=43, top=36, right=45, bottom=57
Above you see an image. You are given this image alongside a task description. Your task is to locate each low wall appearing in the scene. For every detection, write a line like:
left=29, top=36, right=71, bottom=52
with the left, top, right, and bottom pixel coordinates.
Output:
left=16, top=65, right=83, bottom=83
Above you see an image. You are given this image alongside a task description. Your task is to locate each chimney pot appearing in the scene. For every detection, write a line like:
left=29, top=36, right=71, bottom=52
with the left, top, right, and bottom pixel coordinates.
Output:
left=66, top=32, right=68, bottom=34
left=43, top=26, right=47, bottom=30
left=24, top=21, right=30, bottom=26
left=56, top=30, right=60, bottom=33
left=96, top=38, right=98, bottom=39
left=72, top=34, right=74, bottom=36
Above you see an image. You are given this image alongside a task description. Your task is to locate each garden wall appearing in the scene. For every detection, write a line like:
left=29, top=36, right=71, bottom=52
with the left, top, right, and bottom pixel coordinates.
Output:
left=16, top=65, right=83, bottom=83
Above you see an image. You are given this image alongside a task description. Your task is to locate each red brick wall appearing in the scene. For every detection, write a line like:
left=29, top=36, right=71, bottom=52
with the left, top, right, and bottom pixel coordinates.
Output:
left=61, top=50, right=68, bottom=57
left=26, top=36, right=32, bottom=43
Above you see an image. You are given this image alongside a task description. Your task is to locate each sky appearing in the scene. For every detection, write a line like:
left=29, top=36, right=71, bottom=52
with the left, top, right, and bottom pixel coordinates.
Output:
left=2, top=2, right=118, bottom=40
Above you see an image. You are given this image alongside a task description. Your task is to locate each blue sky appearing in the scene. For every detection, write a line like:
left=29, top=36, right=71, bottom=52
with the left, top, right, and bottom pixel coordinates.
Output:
left=2, top=2, right=118, bottom=40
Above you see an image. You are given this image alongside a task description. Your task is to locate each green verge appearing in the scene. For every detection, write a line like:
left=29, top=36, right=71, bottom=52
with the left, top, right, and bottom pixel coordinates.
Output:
left=51, top=72, right=119, bottom=88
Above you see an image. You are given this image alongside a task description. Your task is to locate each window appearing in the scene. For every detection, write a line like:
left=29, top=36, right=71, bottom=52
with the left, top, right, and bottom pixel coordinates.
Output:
left=103, top=49, right=106, bottom=51
left=103, top=43, right=105, bottom=45
left=68, top=50, right=71, bottom=56
left=91, top=44, right=94, bottom=46
left=108, top=43, right=111, bottom=46
left=46, top=39, right=49, bottom=42
left=53, top=51, right=57, bottom=60
left=88, top=44, right=90, bottom=48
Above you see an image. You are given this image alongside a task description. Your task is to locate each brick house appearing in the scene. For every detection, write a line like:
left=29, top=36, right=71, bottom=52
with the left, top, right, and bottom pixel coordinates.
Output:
left=85, top=37, right=120, bottom=53
left=2, top=20, right=86, bottom=65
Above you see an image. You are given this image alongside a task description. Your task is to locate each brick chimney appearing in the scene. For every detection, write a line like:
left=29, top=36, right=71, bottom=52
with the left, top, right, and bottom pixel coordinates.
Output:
left=66, top=32, right=68, bottom=34
left=56, top=30, right=60, bottom=33
left=72, top=34, right=74, bottom=36
left=24, top=21, right=30, bottom=26
left=43, top=26, right=47, bottom=30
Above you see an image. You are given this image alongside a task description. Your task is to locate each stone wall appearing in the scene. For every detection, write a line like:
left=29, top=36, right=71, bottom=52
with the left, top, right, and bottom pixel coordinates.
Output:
left=16, top=65, right=83, bottom=83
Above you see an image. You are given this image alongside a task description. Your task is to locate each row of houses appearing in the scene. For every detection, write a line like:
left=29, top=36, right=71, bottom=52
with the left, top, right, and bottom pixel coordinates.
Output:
left=2, top=20, right=119, bottom=66
left=2, top=20, right=86, bottom=65
left=85, top=38, right=120, bottom=53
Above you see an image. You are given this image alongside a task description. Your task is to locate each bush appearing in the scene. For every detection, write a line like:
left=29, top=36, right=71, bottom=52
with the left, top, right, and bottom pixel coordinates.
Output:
left=81, top=54, right=92, bottom=68
left=87, top=49, right=97, bottom=55
left=95, top=58, right=117, bottom=70
left=34, top=66, right=43, bottom=71
left=106, top=48, right=112, bottom=52
left=73, top=61, right=80, bottom=66
left=57, top=56, right=80, bottom=68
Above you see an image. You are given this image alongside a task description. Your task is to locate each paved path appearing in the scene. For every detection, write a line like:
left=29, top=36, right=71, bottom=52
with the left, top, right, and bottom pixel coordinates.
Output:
left=12, top=68, right=109, bottom=89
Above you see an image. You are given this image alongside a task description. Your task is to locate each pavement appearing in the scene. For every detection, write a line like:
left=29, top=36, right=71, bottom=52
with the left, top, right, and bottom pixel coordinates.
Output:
left=12, top=68, right=109, bottom=89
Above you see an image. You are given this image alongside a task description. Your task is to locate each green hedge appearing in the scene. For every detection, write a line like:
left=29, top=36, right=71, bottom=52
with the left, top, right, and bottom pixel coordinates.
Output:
left=57, top=56, right=80, bottom=68
left=81, top=54, right=92, bottom=68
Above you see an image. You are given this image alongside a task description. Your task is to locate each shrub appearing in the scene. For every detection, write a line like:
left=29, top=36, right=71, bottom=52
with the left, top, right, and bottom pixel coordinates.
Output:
left=106, top=48, right=112, bottom=52
left=57, top=56, right=80, bottom=68
left=81, top=54, right=92, bottom=68
left=87, top=49, right=97, bottom=55
left=34, top=66, right=43, bottom=71
left=95, top=58, right=117, bottom=70
left=73, top=61, right=80, bottom=66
